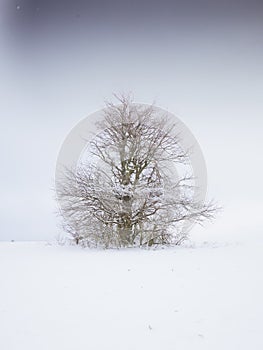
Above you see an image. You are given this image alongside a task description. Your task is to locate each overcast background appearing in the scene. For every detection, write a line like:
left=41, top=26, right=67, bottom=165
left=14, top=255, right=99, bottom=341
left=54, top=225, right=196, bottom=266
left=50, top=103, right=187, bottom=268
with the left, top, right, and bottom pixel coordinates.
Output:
left=0, top=0, right=262, bottom=241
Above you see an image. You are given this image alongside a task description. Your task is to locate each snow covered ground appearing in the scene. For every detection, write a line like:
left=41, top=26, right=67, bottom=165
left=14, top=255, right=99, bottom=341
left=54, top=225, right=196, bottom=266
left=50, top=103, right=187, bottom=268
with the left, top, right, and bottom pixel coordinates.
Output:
left=1, top=231, right=263, bottom=350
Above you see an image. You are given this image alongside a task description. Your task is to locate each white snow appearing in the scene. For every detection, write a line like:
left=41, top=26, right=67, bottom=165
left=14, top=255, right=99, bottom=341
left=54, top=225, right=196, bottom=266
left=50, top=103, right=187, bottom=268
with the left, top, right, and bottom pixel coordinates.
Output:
left=1, top=233, right=263, bottom=350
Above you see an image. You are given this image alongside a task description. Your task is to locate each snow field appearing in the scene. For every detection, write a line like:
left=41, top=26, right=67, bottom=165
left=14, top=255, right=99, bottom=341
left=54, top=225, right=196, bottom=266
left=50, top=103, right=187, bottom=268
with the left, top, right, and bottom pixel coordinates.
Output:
left=0, top=237, right=263, bottom=350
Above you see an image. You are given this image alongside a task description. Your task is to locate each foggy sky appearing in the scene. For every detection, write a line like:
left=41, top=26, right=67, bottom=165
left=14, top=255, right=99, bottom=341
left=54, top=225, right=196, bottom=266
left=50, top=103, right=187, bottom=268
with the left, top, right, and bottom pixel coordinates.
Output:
left=0, top=0, right=262, bottom=240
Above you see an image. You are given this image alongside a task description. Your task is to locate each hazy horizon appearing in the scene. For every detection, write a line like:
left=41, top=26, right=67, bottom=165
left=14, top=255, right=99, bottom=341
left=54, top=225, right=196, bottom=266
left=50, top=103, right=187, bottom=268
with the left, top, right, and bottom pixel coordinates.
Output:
left=0, top=0, right=262, bottom=241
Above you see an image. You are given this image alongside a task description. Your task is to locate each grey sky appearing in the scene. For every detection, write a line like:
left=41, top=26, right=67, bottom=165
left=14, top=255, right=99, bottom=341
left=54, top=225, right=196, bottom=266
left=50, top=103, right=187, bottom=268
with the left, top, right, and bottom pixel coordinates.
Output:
left=0, top=0, right=262, bottom=240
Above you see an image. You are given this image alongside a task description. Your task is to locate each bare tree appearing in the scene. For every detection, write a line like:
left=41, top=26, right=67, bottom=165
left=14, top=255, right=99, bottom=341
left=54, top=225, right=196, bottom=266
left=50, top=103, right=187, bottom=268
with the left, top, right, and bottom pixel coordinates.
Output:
left=56, top=95, right=216, bottom=248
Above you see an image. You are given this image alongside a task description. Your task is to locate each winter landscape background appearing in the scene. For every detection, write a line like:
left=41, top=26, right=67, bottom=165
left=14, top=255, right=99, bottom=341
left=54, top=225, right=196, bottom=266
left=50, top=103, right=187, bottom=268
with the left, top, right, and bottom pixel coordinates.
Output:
left=0, top=0, right=262, bottom=241
left=0, top=1, right=262, bottom=349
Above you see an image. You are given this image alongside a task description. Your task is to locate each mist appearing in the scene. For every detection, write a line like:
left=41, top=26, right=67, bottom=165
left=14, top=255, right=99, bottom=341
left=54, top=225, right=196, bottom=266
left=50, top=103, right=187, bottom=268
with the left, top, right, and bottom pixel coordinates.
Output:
left=0, top=0, right=262, bottom=240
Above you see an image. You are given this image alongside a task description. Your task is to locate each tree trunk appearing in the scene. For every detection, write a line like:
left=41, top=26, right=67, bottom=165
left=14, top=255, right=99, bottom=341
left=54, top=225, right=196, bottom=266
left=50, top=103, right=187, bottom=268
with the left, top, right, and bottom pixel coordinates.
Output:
left=118, top=226, right=133, bottom=246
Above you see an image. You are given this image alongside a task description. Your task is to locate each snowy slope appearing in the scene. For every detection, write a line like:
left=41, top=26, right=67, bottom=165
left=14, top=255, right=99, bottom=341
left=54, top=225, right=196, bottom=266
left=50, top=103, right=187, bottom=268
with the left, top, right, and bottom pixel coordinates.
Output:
left=0, top=235, right=263, bottom=350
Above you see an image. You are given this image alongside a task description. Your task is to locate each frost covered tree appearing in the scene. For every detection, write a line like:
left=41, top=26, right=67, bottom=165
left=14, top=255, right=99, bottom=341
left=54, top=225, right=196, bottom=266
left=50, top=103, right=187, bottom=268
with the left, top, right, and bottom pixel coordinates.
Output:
left=57, top=95, right=215, bottom=247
